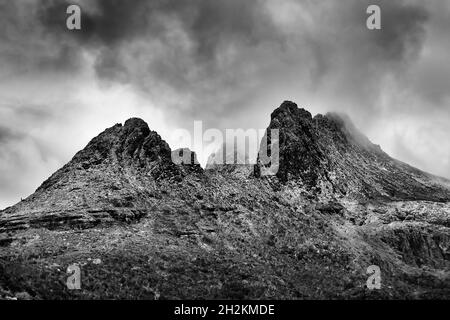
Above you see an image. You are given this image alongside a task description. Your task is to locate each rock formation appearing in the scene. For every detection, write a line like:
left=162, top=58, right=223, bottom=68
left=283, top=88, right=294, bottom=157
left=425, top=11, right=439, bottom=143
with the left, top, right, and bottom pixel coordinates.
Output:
left=0, top=101, right=449, bottom=300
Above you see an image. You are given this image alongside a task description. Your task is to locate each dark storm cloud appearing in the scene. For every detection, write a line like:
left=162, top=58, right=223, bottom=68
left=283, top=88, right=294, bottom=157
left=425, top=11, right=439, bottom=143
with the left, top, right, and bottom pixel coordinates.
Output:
left=39, top=0, right=154, bottom=45
left=0, top=0, right=83, bottom=75
left=38, top=0, right=433, bottom=123
left=39, top=0, right=280, bottom=55
left=35, top=0, right=286, bottom=122
left=299, top=0, right=430, bottom=118
left=38, top=0, right=283, bottom=73
left=365, top=0, right=428, bottom=61
left=0, top=126, right=21, bottom=144
left=30, top=0, right=435, bottom=125
left=2, top=0, right=433, bottom=110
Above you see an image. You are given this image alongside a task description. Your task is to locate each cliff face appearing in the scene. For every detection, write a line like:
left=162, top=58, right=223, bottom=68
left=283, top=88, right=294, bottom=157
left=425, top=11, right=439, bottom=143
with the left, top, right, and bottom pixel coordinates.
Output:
left=256, top=101, right=450, bottom=202
left=0, top=118, right=203, bottom=232
left=0, top=101, right=449, bottom=300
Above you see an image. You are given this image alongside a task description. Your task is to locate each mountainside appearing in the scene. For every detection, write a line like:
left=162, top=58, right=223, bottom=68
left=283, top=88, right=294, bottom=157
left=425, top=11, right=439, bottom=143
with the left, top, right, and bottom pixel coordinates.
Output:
left=256, top=101, right=450, bottom=202
left=0, top=101, right=449, bottom=300
left=0, top=118, right=202, bottom=232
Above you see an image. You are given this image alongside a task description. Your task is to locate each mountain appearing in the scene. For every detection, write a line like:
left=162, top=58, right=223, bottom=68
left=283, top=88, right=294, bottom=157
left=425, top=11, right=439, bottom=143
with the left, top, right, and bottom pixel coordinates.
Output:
left=255, top=101, right=450, bottom=202
left=0, top=101, right=449, bottom=300
left=0, top=118, right=202, bottom=232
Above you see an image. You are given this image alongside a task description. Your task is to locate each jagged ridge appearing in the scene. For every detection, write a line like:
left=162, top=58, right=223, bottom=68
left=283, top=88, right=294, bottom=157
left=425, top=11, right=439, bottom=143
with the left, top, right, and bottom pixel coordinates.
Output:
left=256, top=101, right=450, bottom=202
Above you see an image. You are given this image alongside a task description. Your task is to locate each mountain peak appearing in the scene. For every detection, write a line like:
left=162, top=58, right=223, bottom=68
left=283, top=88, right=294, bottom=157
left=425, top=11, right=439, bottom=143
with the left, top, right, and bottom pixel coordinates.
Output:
left=256, top=101, right=450, bottom=202
left=123, top=117, right=149, bottom=130
left=66, top=118, right=170, bottom=173
left=271, top=100, right=312, bottom=122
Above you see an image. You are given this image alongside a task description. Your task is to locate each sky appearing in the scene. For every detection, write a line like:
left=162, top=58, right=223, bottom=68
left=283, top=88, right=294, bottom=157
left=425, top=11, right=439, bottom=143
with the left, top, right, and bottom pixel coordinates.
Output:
left=0, top=0, right=449, bottom=209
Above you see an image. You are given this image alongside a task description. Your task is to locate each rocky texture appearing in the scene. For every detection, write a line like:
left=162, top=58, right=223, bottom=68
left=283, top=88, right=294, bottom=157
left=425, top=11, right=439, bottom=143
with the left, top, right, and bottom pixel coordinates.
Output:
left=0, top=101, right=449, bottom=300
left=256, top=101, right=450, bottom=202
left=0, top=118, right=202, bottom=233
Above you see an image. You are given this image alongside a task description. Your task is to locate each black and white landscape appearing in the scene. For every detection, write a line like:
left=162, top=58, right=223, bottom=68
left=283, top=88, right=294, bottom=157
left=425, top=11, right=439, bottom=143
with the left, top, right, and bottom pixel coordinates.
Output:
left=0, top=0, right=449, bottom=300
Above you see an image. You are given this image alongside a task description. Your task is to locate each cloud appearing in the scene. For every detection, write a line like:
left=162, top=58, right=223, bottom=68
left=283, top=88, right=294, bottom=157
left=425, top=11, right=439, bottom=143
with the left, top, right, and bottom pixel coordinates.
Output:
left=33, top=0, right=288, bottom=122
left=8, top=0, right=435, bottom=123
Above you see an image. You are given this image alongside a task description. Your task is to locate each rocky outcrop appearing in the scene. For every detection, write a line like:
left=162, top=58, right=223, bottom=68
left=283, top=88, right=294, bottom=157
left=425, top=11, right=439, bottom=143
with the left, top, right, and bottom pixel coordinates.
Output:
left=0, top=118, right=202, bottom=233
left=255, top=101, right=450, bottom=202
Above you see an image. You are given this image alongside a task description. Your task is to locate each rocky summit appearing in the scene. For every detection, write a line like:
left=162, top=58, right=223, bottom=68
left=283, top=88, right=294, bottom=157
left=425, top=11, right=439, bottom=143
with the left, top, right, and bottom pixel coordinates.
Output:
left=0, top=101, right=449, bottom=300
